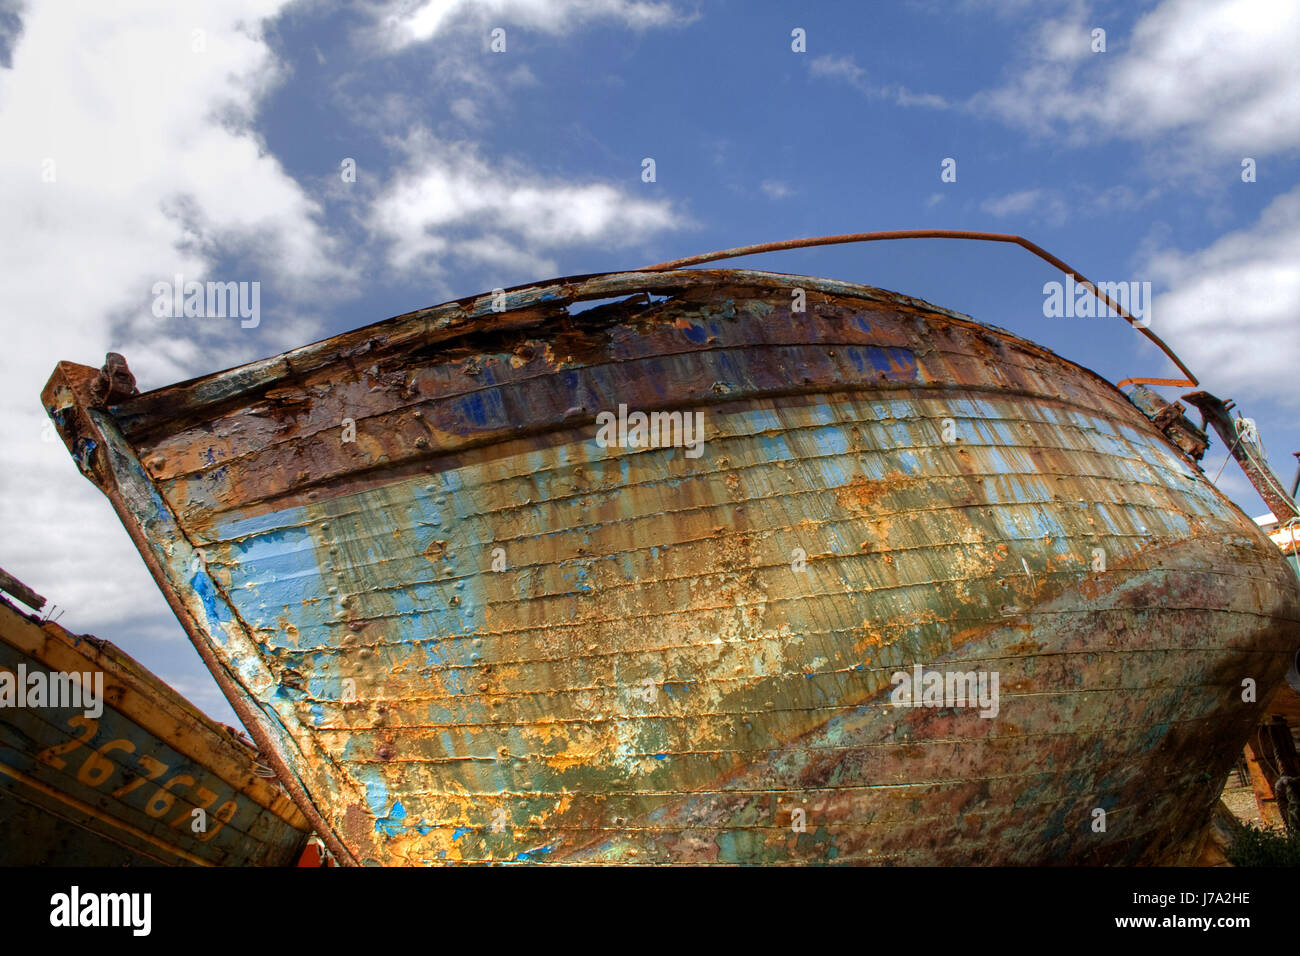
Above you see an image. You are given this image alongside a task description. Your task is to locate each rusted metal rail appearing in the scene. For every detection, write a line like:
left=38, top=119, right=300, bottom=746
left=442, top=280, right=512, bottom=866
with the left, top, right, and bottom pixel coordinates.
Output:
left=642, top=230, right=1199, bottom=389
left=644, top=231, right=1300, bottom=521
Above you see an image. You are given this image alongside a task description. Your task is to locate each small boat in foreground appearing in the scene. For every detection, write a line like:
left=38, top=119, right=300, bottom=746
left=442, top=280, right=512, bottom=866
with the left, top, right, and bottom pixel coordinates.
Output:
left=42, top=232, right=1300, bottom=864
left=0, top=572, right=311, bottom=865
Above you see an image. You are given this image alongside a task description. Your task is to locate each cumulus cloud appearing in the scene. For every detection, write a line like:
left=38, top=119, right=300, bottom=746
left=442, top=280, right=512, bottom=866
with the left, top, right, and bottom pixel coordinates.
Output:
left=370, top=0, right=684, bottom=49
left=1143, top=185, right=1300, bottom=403
left=349, top=3, right=691, bottom=281
left=367, top=130, right=685, bottom=280
left=340, top=1, right=677, bottom=140
left=971, top=0, right=1300, bottom=160
left=0, top=0, right=344, bottom=650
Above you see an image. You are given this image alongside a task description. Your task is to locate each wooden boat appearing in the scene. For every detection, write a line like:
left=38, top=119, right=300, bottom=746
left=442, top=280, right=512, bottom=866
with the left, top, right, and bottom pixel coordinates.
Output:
left=41, top=234, right=1300, bottom=865
left=0, top=574, right=311, bottom=865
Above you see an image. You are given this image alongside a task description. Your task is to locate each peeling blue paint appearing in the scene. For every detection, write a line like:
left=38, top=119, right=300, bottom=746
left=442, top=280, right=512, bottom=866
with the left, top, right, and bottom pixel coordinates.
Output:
left=376, top=799, right=406, bottom=837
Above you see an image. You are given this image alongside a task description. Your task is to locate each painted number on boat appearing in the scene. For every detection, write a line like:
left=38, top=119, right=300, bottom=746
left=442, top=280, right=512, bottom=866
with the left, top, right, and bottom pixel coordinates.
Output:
left=34, top=714, right=242, bottom=840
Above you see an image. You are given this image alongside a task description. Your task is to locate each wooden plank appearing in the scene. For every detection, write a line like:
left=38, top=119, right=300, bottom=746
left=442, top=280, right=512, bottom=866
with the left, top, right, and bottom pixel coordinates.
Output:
left=0, top=567, right=44, bottom=612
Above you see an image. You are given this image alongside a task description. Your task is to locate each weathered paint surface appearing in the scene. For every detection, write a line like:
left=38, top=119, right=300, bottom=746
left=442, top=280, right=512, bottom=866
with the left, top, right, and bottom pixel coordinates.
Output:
left=0, top=595, right=310, bottom=866
left=44, top=269, right=1300, bottom=864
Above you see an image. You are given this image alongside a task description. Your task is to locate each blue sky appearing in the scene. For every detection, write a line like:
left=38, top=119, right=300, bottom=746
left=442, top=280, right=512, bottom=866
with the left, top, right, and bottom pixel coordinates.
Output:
left=2, top=0, right=1297, bottom=724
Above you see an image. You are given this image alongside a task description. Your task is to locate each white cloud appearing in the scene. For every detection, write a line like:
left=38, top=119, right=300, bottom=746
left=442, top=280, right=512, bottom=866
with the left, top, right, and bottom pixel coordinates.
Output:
left=450, top=96, right=482, bottom=125
left=760, top=180, right=792, bottom=200
left=980, top=188, right=1070, bottom=227
left=342, top=2, right=642, bottom=137
left=372, top=0, right=683, bottom=49
left=0, top=1, right=345, bottom=638
left=972, top=0, right=1300, bottom=160
left=809, top=53, right=865, bottom=84
left=1143, top=185, right=1300, bottom=402
left=980, top=189, right=1044, bottom=217
left=916, top=0, right=1046, bottom=16
left=809, top=53, right=948, bottom=109
left=367, top=131, right=685, bottom=280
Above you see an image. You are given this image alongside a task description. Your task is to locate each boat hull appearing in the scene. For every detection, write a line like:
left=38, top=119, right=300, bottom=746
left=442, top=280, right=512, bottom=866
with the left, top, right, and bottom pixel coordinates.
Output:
left=0, top=595, right=311, bottom=866
left=44, top=269, right=1300, bottom=864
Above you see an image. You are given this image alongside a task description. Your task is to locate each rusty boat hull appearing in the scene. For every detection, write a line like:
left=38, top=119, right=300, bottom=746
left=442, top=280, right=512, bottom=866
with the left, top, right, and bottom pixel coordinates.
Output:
left=0, top=593, right=311, bottom=866
left=43, top=268, right=1300, bottom=865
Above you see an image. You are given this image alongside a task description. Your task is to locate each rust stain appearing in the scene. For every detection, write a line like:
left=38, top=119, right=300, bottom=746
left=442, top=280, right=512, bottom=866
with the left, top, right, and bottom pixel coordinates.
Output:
left=41, top=265, right=1300, bottom=866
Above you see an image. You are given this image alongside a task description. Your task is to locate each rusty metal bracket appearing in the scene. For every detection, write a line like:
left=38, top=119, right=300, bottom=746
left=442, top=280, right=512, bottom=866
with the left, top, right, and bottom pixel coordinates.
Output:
left=1126, top=385, right=1208, bottom=463
left=89, top=352, right=140, bottom=407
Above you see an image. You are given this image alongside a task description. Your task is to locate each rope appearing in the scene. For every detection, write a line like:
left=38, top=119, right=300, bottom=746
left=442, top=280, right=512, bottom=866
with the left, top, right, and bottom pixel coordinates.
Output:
left=1209, top=420, right=1299, bottom=518
left=1235, top=420, right=1300, bottom=518
left=1237, top=417, right=1266, bottom=459
left=1212, top=430, right=1246, bottom=484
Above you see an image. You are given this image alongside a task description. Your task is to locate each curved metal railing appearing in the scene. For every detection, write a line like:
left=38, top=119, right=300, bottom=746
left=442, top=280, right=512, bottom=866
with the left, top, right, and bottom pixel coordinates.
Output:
left=641, top=229, right=1197, bottom=389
